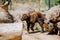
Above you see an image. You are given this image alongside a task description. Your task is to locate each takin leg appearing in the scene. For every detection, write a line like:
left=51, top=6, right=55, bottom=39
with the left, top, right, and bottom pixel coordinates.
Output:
left=40, top=24, right=44, bottom=32
left=48, top=27, right=58, bottom=35
left=48, top=23, right=58, bottom=35
left=54, top=27, right=58, bottom=35
left=27, top=22, right=30, bottom=33
left=58, top=29, right=60, bottom=36
left=38, top=21, right=44, bottom=33
left=30, top=23, right=35, bottom=32
left=53, top=23, right=58, bottom=35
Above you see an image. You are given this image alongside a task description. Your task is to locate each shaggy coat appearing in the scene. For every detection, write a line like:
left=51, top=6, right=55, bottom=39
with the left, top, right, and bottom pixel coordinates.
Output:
left=43, top=15, right=60, bottom=35
left=30, top=12, right=45, bottom=32
left=21, top=11, right=45, bottom=32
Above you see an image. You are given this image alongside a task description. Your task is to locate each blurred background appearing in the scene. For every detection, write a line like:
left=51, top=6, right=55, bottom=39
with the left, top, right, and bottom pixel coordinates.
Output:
left=1, top=0, right=60, bottom=10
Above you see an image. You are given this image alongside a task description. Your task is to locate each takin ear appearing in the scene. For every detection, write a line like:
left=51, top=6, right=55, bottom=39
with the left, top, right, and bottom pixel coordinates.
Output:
left=1, top=1, right=8, bottom=11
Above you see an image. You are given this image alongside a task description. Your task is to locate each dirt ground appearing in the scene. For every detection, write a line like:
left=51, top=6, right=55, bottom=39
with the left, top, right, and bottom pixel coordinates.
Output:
left=22, top=30, right=60, bottom=40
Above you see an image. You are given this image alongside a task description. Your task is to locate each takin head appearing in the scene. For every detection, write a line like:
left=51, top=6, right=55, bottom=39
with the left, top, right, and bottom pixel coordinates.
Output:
left=21, top=13, right=30, bottom=21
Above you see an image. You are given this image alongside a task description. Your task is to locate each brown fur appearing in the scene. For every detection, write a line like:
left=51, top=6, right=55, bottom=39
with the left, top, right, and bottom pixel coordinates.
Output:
left=43, top=16, right=59, bottom=35
left=21, top=11, right=45, bottom=32
left=21, top=13, right=31, bottom=32
left=43, top=23, right=49, bottom=31
left=21, top=13, right=30, bottom=21
left=43, top=23, right=54, bottom=33
left=30, top=11, right=45, bottom=32
left=30, top=11, right=43, bottom=23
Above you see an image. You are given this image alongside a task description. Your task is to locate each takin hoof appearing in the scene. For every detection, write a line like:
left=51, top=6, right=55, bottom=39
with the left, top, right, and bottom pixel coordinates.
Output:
left=31, top=29, right=34, bottom=32
left=58, top=34, right=60, bottom=36
left=41, top=31, right=45, bottom=33
left=48, top=32, right=58, bottom=35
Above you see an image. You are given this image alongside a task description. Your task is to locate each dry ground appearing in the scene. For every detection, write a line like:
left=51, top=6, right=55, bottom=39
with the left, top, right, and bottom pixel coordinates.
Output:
left=22, top=30, right=60, bottom=40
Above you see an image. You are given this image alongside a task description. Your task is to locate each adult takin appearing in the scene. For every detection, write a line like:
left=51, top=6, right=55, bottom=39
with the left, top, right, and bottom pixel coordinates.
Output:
left=21, top=11, right=45, bottom=33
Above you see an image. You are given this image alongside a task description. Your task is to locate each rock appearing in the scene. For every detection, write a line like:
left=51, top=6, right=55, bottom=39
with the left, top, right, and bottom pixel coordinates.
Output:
left=45, top=5, right=60, bottom=23
left=0, top=23, right=23, bottom=40
left=0, top=7, right=14, bottom=23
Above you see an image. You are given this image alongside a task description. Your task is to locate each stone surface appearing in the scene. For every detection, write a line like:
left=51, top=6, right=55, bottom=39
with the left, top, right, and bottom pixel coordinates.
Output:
left=0, top=23, right=23, bottom=40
